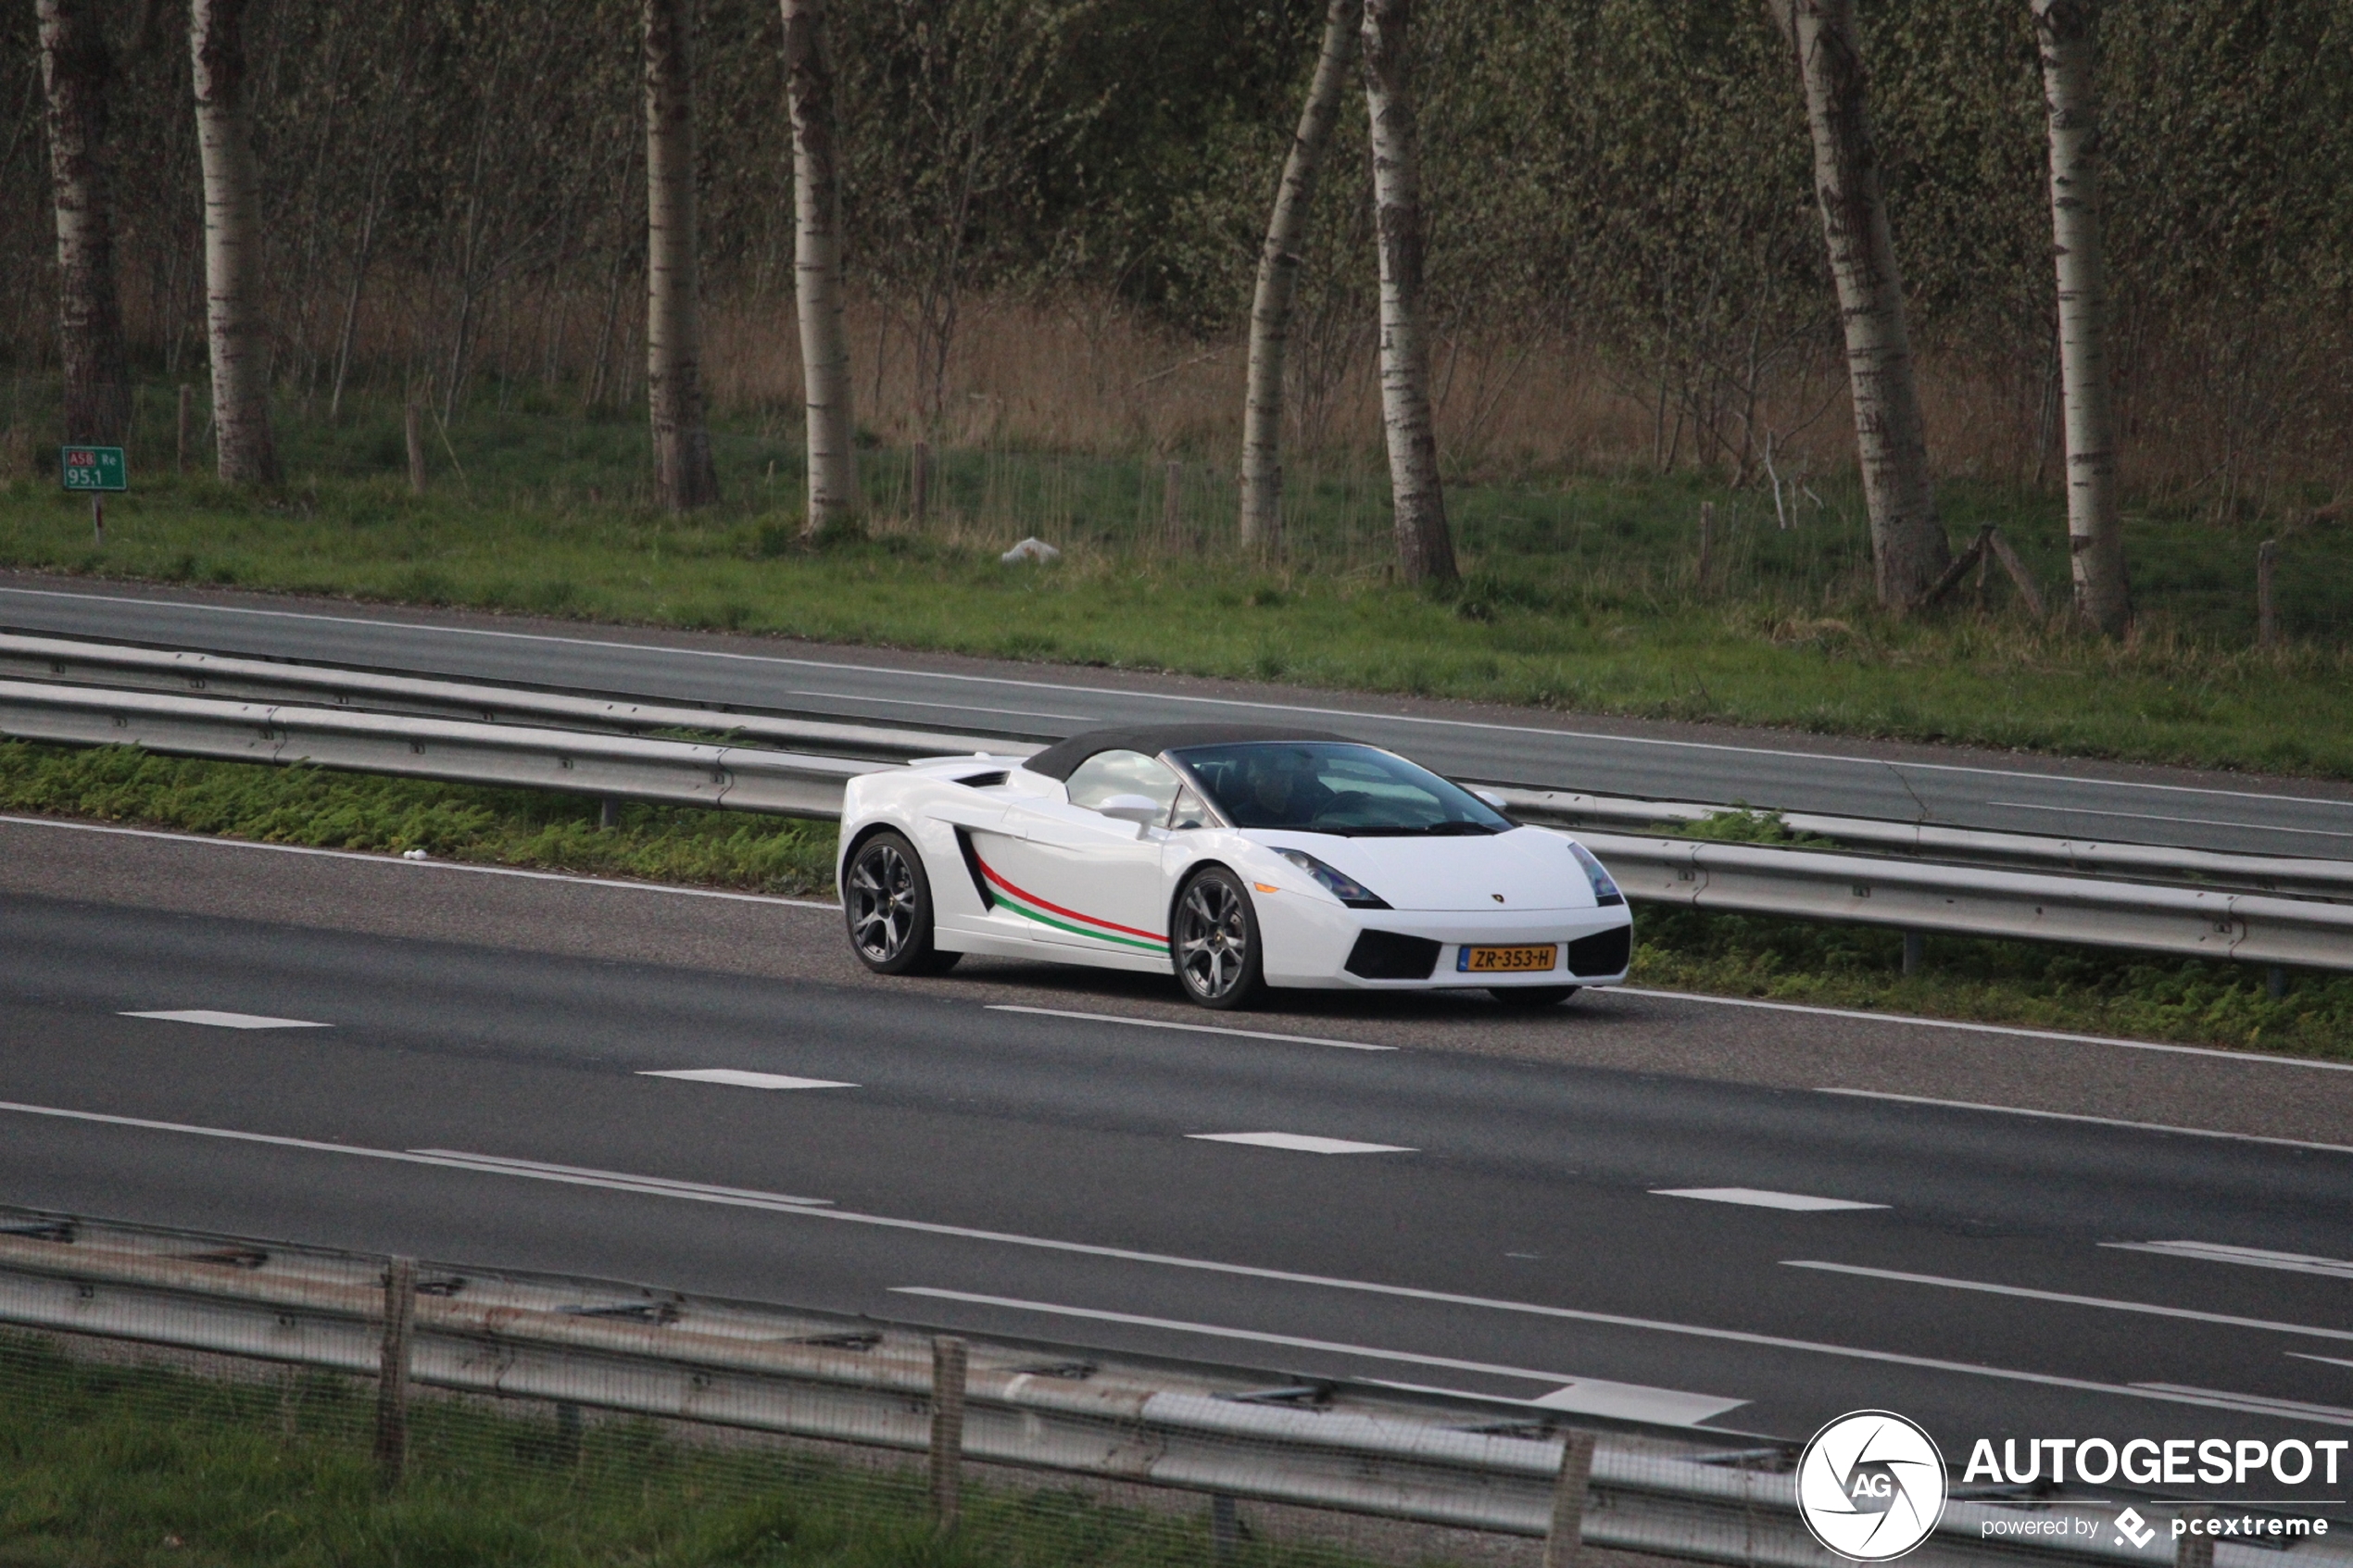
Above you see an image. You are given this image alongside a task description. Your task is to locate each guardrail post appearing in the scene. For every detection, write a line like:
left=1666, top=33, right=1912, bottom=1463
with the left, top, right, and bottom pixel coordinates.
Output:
left=930, top=1335, right=967, bottom=1530
left=2257, top=540, right=2279, bottom=647
left=1542, top=1428, right=1597, bottom=1568
left=2268, top=964, right=2287, bottom=1001
left=1211, top=1494, right=1241, bottom=1565
left=2176, top=1507, right=2212, bottom=1568
left=599, top=797, right=620, bottom=832
left=911, top=442, right=931, bottom=522
left=1902, top=930, right=1923, bottom=976
left=176, top=383, right=194, bottom=472
left=375, top=1256, right=417, bottom=1487
left=553, top=1400, right=583, bottom=1467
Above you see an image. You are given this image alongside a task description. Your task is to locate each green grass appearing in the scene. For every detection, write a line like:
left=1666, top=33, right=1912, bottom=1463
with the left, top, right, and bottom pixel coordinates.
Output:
left=6, top=740, right=2343, bottom=1060
left=0, top=1332, right=1331, bottom=1568
left=1, top=383, right=2349, bottom=779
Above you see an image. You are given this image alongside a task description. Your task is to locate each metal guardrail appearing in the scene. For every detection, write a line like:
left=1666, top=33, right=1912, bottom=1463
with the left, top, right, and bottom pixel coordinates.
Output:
left=0, top=630, right=1036, bottom=763
left=2, top=671, right=2349, bottom=971
left=0, top=1213, right=2329, bottom=1568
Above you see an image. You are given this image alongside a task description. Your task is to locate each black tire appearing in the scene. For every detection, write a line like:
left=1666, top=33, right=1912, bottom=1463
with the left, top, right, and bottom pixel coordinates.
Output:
left=1173, top=866, right=1265, bottom=1010
left=1491, top=985, right=1579, bottom=1008
left=844, top=829, right=950, bottom=976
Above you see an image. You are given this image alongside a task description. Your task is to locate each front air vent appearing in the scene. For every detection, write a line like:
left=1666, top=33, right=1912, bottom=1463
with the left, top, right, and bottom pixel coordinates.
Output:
left=1345, top=930, right=1442, bottom=980
left=1567, top=925, right=1632, bottom=977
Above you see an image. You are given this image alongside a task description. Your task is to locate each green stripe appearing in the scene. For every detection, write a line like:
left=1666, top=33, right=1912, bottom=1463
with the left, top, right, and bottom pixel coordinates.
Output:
left=998, top=895, right=1167, bottom=952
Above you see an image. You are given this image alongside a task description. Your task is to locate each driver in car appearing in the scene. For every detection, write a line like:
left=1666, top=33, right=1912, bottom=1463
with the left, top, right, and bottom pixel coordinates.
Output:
left=1239, top=749, right=1336, bottom=827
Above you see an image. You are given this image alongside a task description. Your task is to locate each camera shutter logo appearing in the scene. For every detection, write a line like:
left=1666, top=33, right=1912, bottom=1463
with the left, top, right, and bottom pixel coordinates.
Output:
left=1796, top=1411, right=1949, bottom=1562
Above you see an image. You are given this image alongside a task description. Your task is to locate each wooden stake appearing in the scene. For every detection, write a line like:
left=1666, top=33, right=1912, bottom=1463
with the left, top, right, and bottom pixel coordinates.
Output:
left=405, top=404, right=427, bottom=494
left=176, top=384, right=193, bottom=473
left=1541, top=1430, right=1597, bottom=1568
left=1983, top=528, right=2049, bottom=618
left=375, top=1256, right=417, bottom=1488
left=911, top=441, right=930, bottom=521
left=1695, top=502, right=1715, bottom=589
left=930, top=1335, right=966, bottom=1529
left=2257, top=538, right=2279, bottom=646
left=1163, top=460, right=1184, bottom=549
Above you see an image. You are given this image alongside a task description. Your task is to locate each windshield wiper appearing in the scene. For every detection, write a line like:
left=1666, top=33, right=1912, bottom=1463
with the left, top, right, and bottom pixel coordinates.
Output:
left=1419, top=821, right=1500, bottom=835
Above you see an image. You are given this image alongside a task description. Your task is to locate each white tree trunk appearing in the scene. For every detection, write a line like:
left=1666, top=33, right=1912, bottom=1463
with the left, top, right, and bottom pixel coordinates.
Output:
left=190, top=0, right=278, bottom=484
left=1239, top=0, right=1362, bottom=553
left=1361, top=0, right=1455, bottom=585
left=38, top=0, right=131, bottom=445
left=644, top=0, right=719, bottom=510
left=783, top=0, right=859, bottom=534
left=2032, top=0, right=2130, bottom=636
left=1793, top=0, right=1946, bottom=606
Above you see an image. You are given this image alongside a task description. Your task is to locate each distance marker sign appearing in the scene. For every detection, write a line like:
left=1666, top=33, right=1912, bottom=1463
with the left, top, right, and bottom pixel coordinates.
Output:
left=60, top=445, right=127, bottom=492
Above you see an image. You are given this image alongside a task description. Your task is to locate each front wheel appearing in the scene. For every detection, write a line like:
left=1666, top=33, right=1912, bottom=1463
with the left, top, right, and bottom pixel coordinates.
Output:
left=1173, top=867, right=1264, bottom=1010
left=845, top=830, right=952, bottom=976
left=1491, top=985, right=1579, bottom=1008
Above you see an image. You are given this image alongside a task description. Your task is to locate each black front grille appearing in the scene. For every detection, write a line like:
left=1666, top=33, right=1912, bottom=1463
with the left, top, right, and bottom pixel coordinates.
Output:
left=1345, top=930, right=1442, bottom=980
left=1567, top=924, right=1631, bottom=977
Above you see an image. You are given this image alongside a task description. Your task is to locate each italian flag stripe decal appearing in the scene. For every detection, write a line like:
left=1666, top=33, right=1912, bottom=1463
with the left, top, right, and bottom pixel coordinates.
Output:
left=975, top=855, right=1168, bottom=951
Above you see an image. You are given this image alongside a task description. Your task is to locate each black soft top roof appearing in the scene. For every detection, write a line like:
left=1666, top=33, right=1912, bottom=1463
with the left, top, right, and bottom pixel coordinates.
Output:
left=1021, top=723, right=1356, bottom=781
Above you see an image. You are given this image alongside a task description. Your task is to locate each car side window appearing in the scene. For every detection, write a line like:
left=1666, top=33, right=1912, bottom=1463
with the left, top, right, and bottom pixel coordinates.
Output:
left=1063, top=749, right=1182, bottom=813
left=1168, top=784, right=1213, bottom=830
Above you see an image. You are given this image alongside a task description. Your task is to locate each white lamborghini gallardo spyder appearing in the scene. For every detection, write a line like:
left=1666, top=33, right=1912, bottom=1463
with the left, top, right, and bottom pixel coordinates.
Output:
left=836, top=723, right=1633, bottom=1010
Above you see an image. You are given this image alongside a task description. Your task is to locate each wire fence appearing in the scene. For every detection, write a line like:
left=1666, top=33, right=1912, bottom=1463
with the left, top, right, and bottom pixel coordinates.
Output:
left=0, top=1206, right=2336, bottom=1568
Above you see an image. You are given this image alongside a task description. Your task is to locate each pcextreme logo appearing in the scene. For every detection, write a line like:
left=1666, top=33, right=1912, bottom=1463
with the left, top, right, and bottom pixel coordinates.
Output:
left=1797, top=1411, right=1951, bottom=1562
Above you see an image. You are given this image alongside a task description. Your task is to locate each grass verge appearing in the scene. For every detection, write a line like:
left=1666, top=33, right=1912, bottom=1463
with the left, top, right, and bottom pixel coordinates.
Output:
left=4, top=741, right=2344, bottom=1060
left=0, top=1331, right=1326, bottom=1568
left=0, top=387, right=2348, bottom=779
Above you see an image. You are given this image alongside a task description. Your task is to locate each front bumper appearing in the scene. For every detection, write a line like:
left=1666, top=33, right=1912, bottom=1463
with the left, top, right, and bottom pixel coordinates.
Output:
left=1259, top=900, right=1633, bottom=990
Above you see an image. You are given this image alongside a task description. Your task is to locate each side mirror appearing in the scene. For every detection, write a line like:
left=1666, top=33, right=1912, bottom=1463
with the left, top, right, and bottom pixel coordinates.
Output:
left=1096, top=794, right=1165, bottom=826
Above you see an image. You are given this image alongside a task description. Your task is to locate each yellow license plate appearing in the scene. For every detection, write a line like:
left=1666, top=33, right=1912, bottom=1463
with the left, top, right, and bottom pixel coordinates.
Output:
left=1458, top=944, right=1558, bottom=973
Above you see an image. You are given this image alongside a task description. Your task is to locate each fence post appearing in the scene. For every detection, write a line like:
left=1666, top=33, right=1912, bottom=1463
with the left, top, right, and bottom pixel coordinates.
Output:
left=930, top=1335, right=967, bottom=1530
left=1163, top=460, right=1184, bottom=549
left=375, top=1256, right=417, bottom=1487
left=1542, top=1429, right=1597, bottom=1568
left=911, top=441, right=931, bottom=522
left=1696, top=502, right=1715, bottom=589
left=406, top=405, right=428, bottom=495
left=1211, top=1494, right=1241, bottom=1566
left=176, top=384, right=193, bottom=474
left=2257, top=539, right=2279, bottom=647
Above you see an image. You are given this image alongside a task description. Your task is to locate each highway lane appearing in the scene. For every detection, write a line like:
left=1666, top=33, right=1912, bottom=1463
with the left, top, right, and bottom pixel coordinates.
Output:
left=3, top=885, right=2348, bottom=1466
left=6, top=577, right=2353, bottom=858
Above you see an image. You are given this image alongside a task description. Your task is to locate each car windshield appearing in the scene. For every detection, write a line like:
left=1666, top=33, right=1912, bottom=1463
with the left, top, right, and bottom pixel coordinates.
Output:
left=1169, top=742, right=1511, bottom=835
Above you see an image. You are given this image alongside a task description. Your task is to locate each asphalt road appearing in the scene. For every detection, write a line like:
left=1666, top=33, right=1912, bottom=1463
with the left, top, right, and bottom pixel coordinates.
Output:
left=3, top=821, right=2348, bottom=1473
left=6, top=577, right=2353, bottom=859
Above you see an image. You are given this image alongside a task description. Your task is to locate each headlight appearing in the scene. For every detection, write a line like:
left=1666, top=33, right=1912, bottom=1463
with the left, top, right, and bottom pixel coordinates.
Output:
left=1277, top=849, right=1391, bottom=909
left=1567, top=840, right=1624, bottom=906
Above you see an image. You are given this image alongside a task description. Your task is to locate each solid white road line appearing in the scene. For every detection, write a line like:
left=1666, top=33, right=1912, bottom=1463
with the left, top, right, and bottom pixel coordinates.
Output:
left=987, top=1005, right=1395, bottom=1051
left=120, top=1010, right=329, bottom=1031
left=17, top=584, right=2351, bottom=809
left=6, top=1097, right=2346, bottom=1425
left=0, top=815, right=837, bottom=909
left=1188, top=1132, right=1416, bottom=1155
left=2290, top=1354, right=2353, bottom=1371
left=1617, top=990, right=2353, bottom=1073
left=1818, top=1088, right=2353, bottom=1155
left=888, top=1286, right=1747, bottom=1425
left=2130, top=1385, right=2353, bottom=1424
left=1988, top=799, right=2353, bottom=842
left=1782, top=1261, right=2353, bottom=1341
left=2102, top=1241, right=2353, bottom=1281
left=405, top=1149, right=832, bottom=1205
left=638, top=1069, right=858, bottom=1090
left=1652, top=1187, right=1886, bottom=1212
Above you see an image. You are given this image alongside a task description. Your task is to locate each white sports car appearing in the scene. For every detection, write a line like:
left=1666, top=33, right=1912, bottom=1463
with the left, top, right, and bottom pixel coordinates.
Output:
left=836, top=724, right=1632, bottom=1010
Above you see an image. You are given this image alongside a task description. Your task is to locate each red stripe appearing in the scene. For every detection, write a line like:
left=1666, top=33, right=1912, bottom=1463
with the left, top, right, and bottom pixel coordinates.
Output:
left=976, top=855, right=1166, bottom=943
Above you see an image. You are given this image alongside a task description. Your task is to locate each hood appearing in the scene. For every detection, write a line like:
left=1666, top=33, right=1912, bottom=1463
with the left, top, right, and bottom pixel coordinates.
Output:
left=1250, top=825, right=1597, bottom=912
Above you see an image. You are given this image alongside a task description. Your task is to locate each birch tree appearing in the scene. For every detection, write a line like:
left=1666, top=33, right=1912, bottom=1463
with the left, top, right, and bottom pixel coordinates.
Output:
left=783, top=0, right=858, bottom=533
left=190, top=0, right=278, bottom=483
left=2032, top=0, right=2130, bottom=635
left=38, top=0, right=132, bottom=445
left=1360, top=0, right=1454, bottom=585
left=1788, top=0, right=1947, bottom=605
left=1238, top=0, right=1362, bottom=553
left=644, top=0, right=719, bottom=509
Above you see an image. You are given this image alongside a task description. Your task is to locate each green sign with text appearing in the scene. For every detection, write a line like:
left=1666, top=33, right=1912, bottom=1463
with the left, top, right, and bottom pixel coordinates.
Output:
left=59, top=445, right=127, bottom=492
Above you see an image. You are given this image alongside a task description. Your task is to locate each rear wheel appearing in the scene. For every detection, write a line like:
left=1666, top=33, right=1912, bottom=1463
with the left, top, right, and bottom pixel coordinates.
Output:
left=1173, top=867, right=1263, bottom=1010
left=1491, top=985, right=1579, bottom=1008
left=845, top=830, right=953, bottom=976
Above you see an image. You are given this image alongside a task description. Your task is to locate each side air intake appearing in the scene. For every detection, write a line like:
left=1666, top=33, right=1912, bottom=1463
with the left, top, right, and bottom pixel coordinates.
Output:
left=1345, top=931, right=1442, bottom=981
left=1567, top=925, right=1632, bottom=978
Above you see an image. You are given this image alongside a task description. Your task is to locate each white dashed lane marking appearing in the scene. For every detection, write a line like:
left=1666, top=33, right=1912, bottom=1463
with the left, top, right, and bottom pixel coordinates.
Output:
left=1652, top=1186, right=1886, bottom=1212
left=638, top=1069, right=858, bottom=1090
left=121, top=1010, right=330, bottom=1030
left=1187, top=1132, right=1415, bottom=1155
left=2103, top=1241, right=2353, bottom=1280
